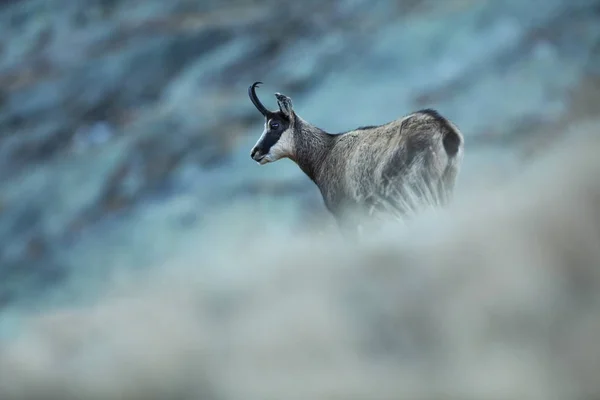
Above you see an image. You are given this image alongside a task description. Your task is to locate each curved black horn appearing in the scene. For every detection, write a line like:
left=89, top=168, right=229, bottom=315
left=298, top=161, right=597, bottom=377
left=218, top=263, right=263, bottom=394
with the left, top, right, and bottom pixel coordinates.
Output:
left=248, top=81, right=270, bottom=116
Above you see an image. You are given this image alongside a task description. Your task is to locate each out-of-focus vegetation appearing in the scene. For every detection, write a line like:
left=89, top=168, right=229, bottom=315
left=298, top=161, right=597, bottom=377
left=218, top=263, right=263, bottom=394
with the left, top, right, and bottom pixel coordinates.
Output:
left=0, top=1, right=600, bottom=398
left=1, top=132, right=600, bottom=400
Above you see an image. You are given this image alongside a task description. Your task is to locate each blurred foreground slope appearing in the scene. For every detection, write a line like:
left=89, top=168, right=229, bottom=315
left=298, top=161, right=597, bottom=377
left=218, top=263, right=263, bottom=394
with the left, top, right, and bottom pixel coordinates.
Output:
left=0, top=0, right=600, bottom=310
left=0, top=131, right=599, bottom=400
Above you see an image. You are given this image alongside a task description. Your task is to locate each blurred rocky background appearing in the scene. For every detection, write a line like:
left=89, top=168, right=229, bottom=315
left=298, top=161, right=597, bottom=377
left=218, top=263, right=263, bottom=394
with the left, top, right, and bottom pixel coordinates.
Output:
left=1, top=0, right=600, bottom=324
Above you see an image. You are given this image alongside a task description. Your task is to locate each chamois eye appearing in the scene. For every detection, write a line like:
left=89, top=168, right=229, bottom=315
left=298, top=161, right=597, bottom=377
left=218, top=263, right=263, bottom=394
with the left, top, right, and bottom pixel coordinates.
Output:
left=269, top=120, right=280, bottom=130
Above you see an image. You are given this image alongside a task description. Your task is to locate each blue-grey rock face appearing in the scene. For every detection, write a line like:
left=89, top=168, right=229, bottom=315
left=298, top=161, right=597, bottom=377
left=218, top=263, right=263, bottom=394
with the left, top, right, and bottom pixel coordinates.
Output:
left=0, top=0, right=599, bottom=314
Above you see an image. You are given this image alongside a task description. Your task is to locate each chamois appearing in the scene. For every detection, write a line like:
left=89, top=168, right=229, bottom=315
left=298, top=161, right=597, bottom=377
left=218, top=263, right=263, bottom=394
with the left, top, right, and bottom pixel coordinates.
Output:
left=248, top=81, right=464, bottom=234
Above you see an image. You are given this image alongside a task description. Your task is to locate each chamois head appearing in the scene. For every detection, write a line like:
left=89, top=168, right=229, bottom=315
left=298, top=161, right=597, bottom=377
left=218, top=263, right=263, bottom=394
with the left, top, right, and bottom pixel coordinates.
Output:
left=249, top=82, right=296, bottom=165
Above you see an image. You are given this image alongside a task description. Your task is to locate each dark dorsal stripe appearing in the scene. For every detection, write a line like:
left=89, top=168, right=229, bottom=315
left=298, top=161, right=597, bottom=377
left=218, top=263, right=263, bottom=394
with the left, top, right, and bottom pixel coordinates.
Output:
left=416, top=108, right=461, bottom=157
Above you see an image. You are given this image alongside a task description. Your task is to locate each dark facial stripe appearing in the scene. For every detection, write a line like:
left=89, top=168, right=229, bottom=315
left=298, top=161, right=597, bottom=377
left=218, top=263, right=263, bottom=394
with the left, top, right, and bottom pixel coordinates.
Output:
left=257, top=112, right=290, bottom=154
left=260, top=129, right=283, bottom=152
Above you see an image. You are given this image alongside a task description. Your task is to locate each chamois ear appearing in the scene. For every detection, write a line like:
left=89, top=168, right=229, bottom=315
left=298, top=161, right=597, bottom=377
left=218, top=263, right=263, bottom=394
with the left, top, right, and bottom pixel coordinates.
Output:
left=275, top=93, right=294, bottom=119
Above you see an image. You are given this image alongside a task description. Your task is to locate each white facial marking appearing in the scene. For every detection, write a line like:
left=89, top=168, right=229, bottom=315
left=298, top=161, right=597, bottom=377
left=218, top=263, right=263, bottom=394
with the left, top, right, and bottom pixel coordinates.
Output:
left=252, top=121, right=268, bottom=148
left=266, top=129, right=294, bottom=161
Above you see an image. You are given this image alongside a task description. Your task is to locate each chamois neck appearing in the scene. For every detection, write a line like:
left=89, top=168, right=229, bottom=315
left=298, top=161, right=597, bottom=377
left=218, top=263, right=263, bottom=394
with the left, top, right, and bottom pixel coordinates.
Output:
left=291, top=116, right=334, bottom=182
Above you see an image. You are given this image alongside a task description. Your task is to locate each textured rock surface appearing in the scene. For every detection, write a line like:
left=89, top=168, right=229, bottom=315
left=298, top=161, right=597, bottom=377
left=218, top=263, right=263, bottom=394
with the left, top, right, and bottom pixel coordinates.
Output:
left=0, top=0, right=600, bottom=312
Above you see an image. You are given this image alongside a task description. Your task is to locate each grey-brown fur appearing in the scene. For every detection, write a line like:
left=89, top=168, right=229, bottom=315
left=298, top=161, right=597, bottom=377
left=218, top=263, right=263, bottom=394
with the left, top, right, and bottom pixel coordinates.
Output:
left=249, top=82, right=464, bottom=234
